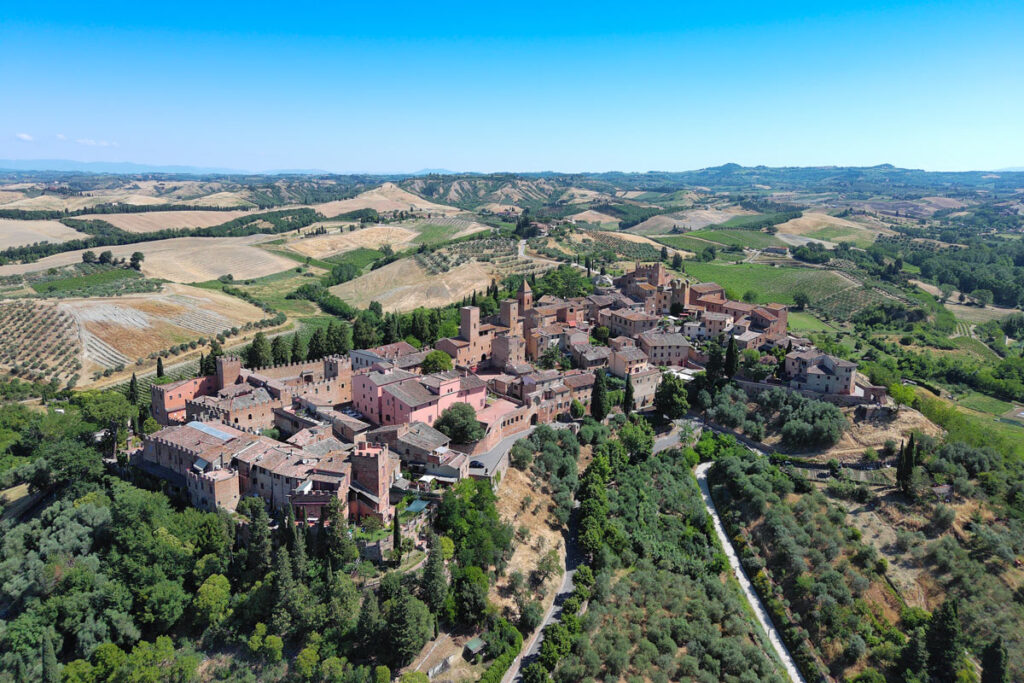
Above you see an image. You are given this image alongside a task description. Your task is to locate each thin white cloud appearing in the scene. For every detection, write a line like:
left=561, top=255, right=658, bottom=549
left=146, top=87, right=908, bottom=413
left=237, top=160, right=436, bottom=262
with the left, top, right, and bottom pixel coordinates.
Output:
left=76, top=138, right=118, bottom=147
left=15, top=132, right=33, bottom=142
left=56, top=133, right=66, bottom=140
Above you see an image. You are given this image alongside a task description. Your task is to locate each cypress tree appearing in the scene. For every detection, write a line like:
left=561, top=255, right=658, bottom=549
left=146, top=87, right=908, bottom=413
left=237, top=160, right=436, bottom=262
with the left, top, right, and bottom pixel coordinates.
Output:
left=982, top=636, right=1008, bottom=683
left=291, top=333, right=307, bottom=362
left=271, top=335, right=291, bottom=365
left=899, top=628, right=928, bottom=681
left=393, top=516, right=403, bottom=566
left=725, top=336, right=739, bottom=378
left=420, top=534, right=447, bottom=614
left=41, top=630, right=58, bottom=683
left=156, top=357, right=164, bottom=378
left=591, top=370, right=609, bottom=421
left=247, top=502, right=272, bottom=581
left=128, top=373, right=139, bottom=404
left=357, top=590, right=382, bottom=646
left=338, top=322, right=353, bottom=355
left=308, top=327, right=328, bottom=360
left=896, top=441, right=906, bottom=491
left=623, top=376, right=635, bottom=412
left=927, top=598, right=963, bottom=680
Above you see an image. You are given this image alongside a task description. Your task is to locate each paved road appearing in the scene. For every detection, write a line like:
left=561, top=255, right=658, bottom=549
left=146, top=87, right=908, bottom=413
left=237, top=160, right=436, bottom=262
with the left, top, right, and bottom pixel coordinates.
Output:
left=695, top=461, right=805, bottom=683
left=469, top=426, right=537, bottom=478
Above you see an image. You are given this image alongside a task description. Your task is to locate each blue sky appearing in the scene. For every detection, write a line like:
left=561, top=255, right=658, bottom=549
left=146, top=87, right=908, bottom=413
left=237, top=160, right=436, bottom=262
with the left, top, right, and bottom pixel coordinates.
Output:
left=2, top=1, right=1022, bottom=173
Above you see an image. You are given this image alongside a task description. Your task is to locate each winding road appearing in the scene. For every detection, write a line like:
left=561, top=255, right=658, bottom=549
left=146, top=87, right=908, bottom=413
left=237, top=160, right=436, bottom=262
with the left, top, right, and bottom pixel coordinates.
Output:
left=695, top=461, right=806, bottom=683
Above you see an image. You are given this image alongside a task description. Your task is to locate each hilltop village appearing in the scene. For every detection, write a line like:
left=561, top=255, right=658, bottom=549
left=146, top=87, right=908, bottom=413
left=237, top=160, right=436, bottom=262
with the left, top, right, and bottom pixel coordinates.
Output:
left=139, top=261, right=886, bottom=529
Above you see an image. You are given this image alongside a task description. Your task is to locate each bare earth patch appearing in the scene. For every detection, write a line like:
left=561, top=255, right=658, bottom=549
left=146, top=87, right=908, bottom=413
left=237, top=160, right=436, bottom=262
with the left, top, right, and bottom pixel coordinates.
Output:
left=329, top=259, right=494, bottom=312
left=285, top=226, right=419, bottom=259
left=59, top=283, right=267, bottom=376
left=310, top=182, right=460, bottom=218
left=0, top=235, right=295, bottom=282
left=0, top=218, right=87, bottom=248
left=796, top=406, right=944, bottom=462
left=568, top=209, right=620, bottom=225
left=74, top=209, right=254, bottom=233
left=489, top=466, right=566, bottom=619
left=774, top=211, right=895, bottom=238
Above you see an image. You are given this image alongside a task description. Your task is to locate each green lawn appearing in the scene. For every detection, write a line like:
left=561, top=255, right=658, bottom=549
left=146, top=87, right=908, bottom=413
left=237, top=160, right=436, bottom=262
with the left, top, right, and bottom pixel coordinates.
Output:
left=31, top=267, right=141, bottom=293
left=787, top=311, right=837, bottom=333
left=680, top=262, right=849, bottom=305
left=957, top=392, right=1014, bottom=416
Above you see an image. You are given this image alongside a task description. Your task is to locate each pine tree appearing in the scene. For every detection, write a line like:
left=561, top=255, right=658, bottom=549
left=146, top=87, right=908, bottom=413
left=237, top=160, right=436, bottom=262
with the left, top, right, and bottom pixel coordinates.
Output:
left=156, top=357, right=164, bottom=378
left=982, top=636, right=1009, bottom=683
left=41, top=630, right=58, bottom=683
left=927, top=598, right=963, bottom=681
left=725, top=336, right=739, bottom=378
left=128, top=373, right=139, bottom=404
left=591, top=370, right=609, bottom=421
left=623, top=376, right=635, bottom=412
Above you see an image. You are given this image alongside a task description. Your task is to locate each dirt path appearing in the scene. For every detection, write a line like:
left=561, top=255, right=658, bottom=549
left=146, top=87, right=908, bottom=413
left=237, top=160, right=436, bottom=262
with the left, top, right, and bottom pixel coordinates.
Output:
left=696, top=461, right=805, bottom=683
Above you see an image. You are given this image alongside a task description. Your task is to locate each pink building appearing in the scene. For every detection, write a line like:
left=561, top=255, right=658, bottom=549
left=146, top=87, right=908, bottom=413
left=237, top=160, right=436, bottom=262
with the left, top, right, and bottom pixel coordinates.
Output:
left=353, top=368, right=487, bottom=427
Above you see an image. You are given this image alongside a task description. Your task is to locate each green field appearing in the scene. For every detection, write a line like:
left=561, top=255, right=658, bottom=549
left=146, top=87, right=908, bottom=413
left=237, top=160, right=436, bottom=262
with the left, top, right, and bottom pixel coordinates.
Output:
left=689, top=229, right=787, bottom=249
left=30, top=267, right=143, bottom=293
left=655, top=234, right=721, bottom=253
left=712, top=213, right=771, bottom=229
left=412, top=223, right=464, bottom=245
left=804, top=225, right=877, bottom=248
left=196, top=268, right=322, bottom=317
left=656, top=229, right=785, bottom=252
left=680, top=262, right=849, bottom=305
left=327, top=247, right=383, bottom=271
